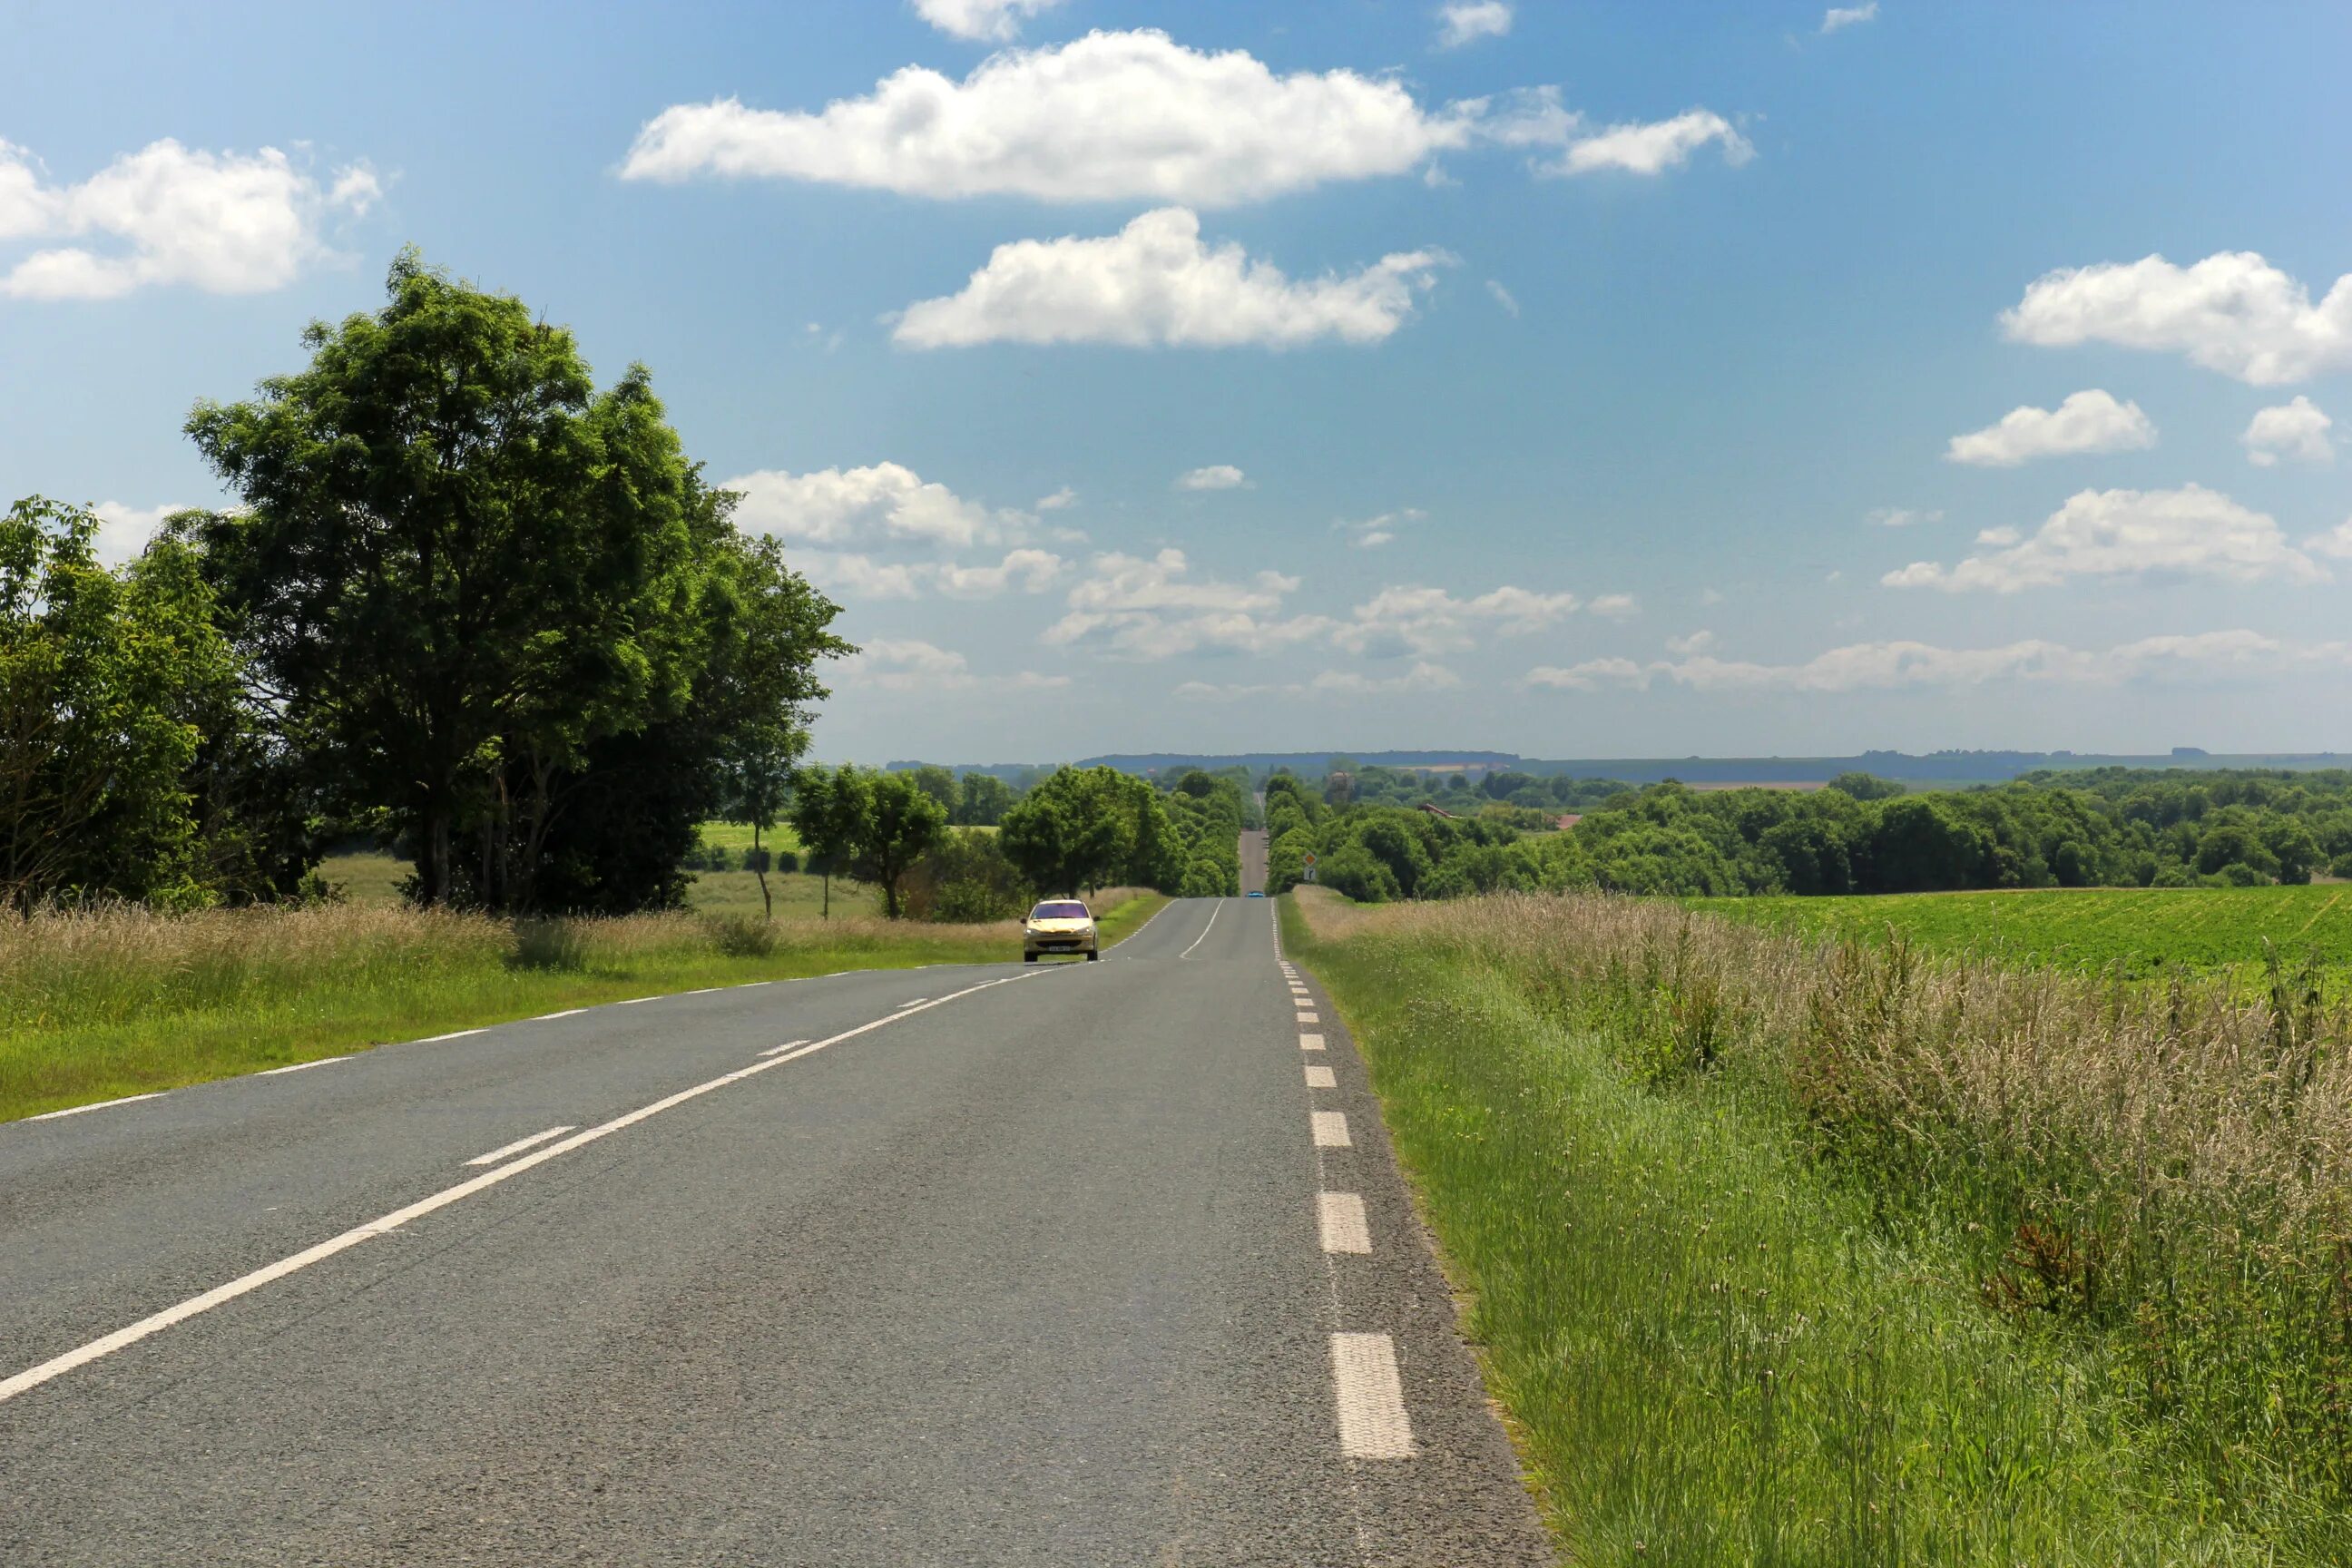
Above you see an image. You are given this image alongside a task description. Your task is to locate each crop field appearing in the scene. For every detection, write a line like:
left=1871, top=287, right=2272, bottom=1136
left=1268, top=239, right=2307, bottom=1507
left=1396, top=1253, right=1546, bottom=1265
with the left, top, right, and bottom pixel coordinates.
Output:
left=1692, top=883, right=2352, bottom=984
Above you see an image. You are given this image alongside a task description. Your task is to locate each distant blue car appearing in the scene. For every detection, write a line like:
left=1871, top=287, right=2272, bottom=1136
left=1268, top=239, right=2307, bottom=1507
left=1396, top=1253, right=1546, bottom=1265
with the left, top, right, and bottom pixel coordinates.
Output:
left=1246, top=890, right=1267, bottom=897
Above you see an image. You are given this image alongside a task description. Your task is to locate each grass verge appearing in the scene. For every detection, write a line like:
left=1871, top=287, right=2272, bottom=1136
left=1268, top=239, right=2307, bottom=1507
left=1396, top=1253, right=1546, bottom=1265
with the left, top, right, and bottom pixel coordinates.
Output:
left=1283, top=888, right=2347, bottom=1565
left=2, top=890, right=1166, bottom=1123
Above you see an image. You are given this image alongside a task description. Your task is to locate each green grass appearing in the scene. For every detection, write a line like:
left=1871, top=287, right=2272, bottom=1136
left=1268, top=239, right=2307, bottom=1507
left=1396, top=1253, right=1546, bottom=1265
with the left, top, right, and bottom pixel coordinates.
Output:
left=1, top=891, right=1167, bottom=1123
left=1283, top=891, right=2341, bottom=1565
left=1693, top=883, right=2352, bottom=985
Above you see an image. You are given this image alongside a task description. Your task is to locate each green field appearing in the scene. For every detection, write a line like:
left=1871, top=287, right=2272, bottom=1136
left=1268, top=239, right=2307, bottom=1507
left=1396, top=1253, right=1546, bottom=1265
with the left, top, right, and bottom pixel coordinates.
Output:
left=1692, top=883, right=2352, bottom=983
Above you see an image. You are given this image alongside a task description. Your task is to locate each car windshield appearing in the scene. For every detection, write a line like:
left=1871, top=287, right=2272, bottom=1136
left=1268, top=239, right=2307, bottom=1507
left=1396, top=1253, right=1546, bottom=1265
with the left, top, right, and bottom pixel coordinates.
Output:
left=1030, top=901, right=1090, bottom=920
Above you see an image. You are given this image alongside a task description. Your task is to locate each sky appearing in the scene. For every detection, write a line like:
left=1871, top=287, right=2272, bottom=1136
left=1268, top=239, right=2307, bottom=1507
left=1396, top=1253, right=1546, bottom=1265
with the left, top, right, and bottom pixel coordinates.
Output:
left=5, top=0, right=2350, bottom=763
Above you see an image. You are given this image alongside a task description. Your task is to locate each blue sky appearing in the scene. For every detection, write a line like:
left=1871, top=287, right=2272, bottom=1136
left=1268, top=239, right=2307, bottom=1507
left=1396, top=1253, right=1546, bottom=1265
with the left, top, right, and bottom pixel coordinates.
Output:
left=5, top=1, right=2350, bottom=762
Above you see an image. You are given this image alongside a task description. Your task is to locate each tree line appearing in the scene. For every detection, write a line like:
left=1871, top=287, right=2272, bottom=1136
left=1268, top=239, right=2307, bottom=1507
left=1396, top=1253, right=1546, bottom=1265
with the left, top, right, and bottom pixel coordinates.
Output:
left=5, top=252, right=847, bottom=916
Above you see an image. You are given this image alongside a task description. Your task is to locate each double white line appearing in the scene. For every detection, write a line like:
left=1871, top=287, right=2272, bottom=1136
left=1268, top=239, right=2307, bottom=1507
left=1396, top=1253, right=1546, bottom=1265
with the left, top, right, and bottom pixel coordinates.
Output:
left=0, top=973, right=1031, bottom=1407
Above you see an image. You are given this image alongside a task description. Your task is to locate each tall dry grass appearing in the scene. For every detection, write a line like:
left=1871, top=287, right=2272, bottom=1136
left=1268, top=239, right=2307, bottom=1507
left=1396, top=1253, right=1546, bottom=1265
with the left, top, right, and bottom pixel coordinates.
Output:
left=1299, top=887, right=2352, bottom=1531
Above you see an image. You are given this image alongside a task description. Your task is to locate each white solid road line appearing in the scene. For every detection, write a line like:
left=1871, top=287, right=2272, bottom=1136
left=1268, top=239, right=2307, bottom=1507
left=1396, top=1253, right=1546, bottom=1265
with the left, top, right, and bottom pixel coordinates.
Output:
left=1317, top=1192, right=1371, bottom=1254
left=1311, top=1111, right=1351, bottom=1148
left=257, top=1057, right=349, bottom=1077
left=0, top=971, right=1035, bottom=1408
left=1180, top=898, right=1222, bottom=959
left=756, top=1038, right=813, bottom=1058
left=1304, top=1063, right=1337, bottom=1089
left=896, top=998, right=928, bottom=1008
left=465, top=1126, right=575, bottom=1167
left=24, top=1093, right=166, bottom=1123
left=1330, top=1332, right=1416, bottom=1458
left=1299, top=1033, right=1325, bottom=1051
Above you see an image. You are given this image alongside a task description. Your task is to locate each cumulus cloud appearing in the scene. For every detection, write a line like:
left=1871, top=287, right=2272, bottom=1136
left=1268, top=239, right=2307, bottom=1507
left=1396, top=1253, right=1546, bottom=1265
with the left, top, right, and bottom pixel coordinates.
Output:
left=620, top=32, right=1749, bottom=204
left=1882, top=484, right=2325, bottom=592
left=893, top=208, right=1452, bottom=349
left=841, top=637, right=1070, bottom=691
left=722, top=461, right=1029, bottom=548
left=0, top=138, right=375, bottom=299
left=1588, top=593, right=1640, bottom=619
left=2002, top=250, right=2352, bottom=386
left=1436, top=2, right=1513, bottom=48
left=1528, top=630, right=2285, bottom=694
left=1484, top=279, right=1520, bottom=317
left=2307, top=520, right=2352, bottom=560
left=1665, top=630, right=1715, bottom=654
left=2243, top=396, right=2334, bottom=466
left=1330, top=583, right=1583, bottom=656
left=1044, top=549, right=1326, bottom=660
left=1177, top=464, right=1250, bottom=491
left=85, top=501, right=187, bottom=565
left=1944, top=389, right=2156, bottom=466
left=1177, top=662, right=1465, bottom=701
left=1034, top=485, right=1079, bottom=510
left=912, top=0, right=1067, bottom=42
left=621, top=31, right=1482, bottom=205
left=1334, top=507, right=1425, bottom=548
left=1820, top=3, right=1877, bottom=32
left=1866, top=507, right=1943, bottom=527
left=1545, top=110, right=1753, bottom=177
left=800, top=546, right=1066, bottom=601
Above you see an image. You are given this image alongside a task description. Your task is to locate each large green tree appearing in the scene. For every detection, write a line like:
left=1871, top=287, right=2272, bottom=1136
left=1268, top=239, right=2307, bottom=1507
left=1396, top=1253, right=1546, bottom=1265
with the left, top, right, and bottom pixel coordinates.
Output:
left=184, top=251, right=838, bottom=909
left=1000, top=766, right=1142, bottom=896
left=851, top=770, right=950, bottom=919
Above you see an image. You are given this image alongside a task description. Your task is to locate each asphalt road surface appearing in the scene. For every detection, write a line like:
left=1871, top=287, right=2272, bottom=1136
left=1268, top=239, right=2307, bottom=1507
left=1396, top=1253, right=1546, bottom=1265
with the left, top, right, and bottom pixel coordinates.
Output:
left=1239, top=826, right=1269, bottom=893
left=1, top=897, right=1551, bottom=1566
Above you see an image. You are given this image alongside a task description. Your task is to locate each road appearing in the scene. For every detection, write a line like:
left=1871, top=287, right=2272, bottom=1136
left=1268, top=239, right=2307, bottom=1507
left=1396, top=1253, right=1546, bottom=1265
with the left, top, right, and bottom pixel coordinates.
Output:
left=1240, top=825, right=1269, bottom=893
left=0, top=898, right=1550, bottom=1565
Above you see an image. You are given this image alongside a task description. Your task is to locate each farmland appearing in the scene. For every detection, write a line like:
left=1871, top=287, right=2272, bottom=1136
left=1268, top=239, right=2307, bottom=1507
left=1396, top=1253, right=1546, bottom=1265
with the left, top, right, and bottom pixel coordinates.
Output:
left=1692, top=883, right=2352, bottom=984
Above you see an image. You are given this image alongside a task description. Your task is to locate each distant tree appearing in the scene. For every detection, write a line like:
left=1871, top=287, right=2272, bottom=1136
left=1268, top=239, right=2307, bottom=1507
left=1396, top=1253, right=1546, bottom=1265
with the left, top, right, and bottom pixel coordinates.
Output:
left=789, top=766, right=868, bottom=919
left=849, top=770, right=949, bottom=918
left=1826, top=771, right=1906, bottom=801
left=956, top=771, right=1015, bottom=827
left=906, top=764, right=958, bottom=816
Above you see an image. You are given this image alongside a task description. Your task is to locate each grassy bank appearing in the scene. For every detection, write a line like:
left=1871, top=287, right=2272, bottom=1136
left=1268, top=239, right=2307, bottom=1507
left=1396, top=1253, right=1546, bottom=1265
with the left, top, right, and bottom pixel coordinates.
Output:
left=1285, top=888, right=2349, bottom=1564
left=1692, top=883, right=2352, bottom=988
left=2, top=890, right=1164, bottom=1123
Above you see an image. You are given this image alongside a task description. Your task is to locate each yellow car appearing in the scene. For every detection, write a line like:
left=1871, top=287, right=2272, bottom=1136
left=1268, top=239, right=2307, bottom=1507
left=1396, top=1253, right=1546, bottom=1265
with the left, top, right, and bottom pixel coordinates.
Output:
left=1023, top=899, right=1100, bottom=962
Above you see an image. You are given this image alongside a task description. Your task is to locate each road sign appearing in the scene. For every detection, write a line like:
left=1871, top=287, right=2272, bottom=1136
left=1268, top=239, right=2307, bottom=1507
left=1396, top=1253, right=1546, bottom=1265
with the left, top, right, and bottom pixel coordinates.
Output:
left=1301, top=851, right=1318, bottom=884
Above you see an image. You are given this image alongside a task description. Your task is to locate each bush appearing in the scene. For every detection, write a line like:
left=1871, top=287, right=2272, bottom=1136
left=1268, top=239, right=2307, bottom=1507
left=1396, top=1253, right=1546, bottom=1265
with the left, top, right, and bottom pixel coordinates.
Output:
left=700, top=912, right=778, bottom=957
left=509, top=917, right=588, bottom=971
left=903, top=828, right=1026, bottom=922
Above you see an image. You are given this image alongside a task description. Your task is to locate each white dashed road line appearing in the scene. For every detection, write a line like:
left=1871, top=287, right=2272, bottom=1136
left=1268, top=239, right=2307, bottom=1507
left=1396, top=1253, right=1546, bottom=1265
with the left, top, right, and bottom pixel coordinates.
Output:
left=415, top=1028, right=486, bottom=1043
left=534, top=1009, right=587, bottom=1022
left=1317, top=1192, right=1371, bottom=1255
left=1304, top=1064, right=1337, bottom=1089
left=25, top=1093, right=166, bottom=1123
left=258, top=1057, right=348, bottom=1077
left=0, top=971, right=1036, bottom=1408
left=1298, top=1011, right=1320, bottom=1024
left=1311, top=1111, right=1351, bottom=1148
left=1299, top=1033, right=1325, bottom=1052
left=1330, top=1332, right=1416, bottom=1459
left=465, top=1126, right=575, bottom=1167
left=756, top=1038, right=813, bottom=1059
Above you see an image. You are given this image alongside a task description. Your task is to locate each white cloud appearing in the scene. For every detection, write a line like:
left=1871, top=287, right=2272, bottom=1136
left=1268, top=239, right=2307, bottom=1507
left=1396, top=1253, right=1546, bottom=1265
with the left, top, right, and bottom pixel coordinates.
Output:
left=621, top=31, right=1485, bottom=205
left=1975, top=525, right=2022, bottom=545
left=1665, top=630, right=1715, bottom=654
left=0, top=138, right=375, bottom=300
left=1820, top=3, right=1878, bottom=33
left=912, top=0, right=1068, bottom=42
left=1588, top=593, right=1640, bottom=620
left=1484, top=279, right=1520, bottom=317
left=88, top=501, right=186, bottom=565
left=620, top=32, right=1748, bottom=204
left=1175, top=662, right=1464, bottom=701
left=2243, top=396, right=2334, bottom=466
left=1044, top=548, right=1328, bottom=660
left=1177, top=464, right=1250, bottom=491
left=2307, top=520, right=2352, bottom=560
left=1866, top=507, right=1943, bottom=528
left=1035, top=485, right=1079, bottom=510
left=1436, top=2, right=1513, bottom=48
left=1331, top=583, right=1583, bottom=655
left=722, top=462, right=1030, bottom=548
left=1546, top=110, right=1753, bottom=177
left=893, top=208, right=1453, bottom=349
left=802, top=546, right=1067, bottom=601
left=1882, top=484, right=2325, bottom=593
left=1335, top=507, right=1425, bottom=549
left=1944, top=389, right=2156, bottom=466
left=842, top=637, right=1070, bottom=691
left=2002, top=250, right=2352, bottom=386
left=1529, top=630, right=2285, bottom=694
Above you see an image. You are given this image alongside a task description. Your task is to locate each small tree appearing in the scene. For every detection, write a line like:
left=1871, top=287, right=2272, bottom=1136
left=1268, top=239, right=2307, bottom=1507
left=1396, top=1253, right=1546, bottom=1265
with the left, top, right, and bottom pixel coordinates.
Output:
left=788, top=766, right=867, bottom=919
left=851, top=770, right=948, bottom=919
